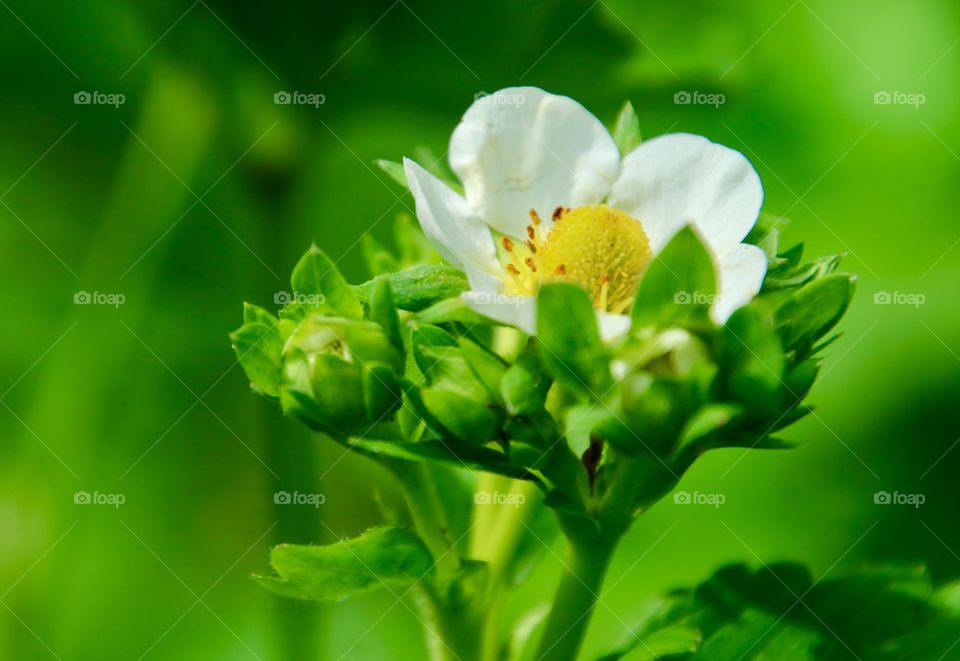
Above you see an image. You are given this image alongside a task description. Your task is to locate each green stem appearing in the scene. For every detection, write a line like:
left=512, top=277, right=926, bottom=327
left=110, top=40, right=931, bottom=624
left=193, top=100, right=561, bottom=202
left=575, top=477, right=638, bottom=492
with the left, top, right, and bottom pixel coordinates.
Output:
left=476, top=479, right=540, bottom=661
left=478, top=479, right=539, bottom=584
left=416, top=586, right=485, bottom=661
left=386, top=460, right=460, bottom=579
left=536, top=452, right=647, bottom=661
left=535, top=531, right=616, bottom=661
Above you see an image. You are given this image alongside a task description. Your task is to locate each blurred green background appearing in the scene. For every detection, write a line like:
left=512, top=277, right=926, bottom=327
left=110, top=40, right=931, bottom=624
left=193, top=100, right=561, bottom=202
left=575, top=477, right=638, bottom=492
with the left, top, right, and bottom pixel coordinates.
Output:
left=2, top=0, right=958, bottom=658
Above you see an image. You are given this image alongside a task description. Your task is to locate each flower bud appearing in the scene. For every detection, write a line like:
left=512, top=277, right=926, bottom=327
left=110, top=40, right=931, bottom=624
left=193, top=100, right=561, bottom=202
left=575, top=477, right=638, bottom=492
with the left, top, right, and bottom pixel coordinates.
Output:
left=619, top=371, right=689, bottom=454
left=282, top=315, right=404, bottom=433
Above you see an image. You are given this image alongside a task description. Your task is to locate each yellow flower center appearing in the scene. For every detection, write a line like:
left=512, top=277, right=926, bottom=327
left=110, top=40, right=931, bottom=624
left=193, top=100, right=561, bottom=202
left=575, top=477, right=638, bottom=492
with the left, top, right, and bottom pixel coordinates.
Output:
left=500, top=205, right=653, bottom=314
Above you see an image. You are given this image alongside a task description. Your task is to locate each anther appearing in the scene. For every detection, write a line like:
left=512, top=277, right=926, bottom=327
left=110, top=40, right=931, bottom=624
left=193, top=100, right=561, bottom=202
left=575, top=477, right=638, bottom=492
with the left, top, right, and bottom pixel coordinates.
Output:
left=554, top=264, right=567, bottom=275
left=524, top=257, right=537, bottom=272
left=528, top=209, right=542, bottom=225
left=506, top=263, right=520, bottom=275
left=525, top=239, right=537, bottom=253
left=552, top=207, right=564, bottom=221
left=526, top=225, right=536, bottom=241
left=501, top=236, right=514, bottom=251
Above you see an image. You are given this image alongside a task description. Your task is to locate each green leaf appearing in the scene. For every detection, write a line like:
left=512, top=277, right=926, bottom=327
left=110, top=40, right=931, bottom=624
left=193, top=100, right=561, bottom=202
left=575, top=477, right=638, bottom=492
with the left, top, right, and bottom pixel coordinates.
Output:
left=691, top=611, right=820, bottom=660
left=501, top=345, right=552, bottom=416
left=619, top=372, right=689, bottom=454
left=722, top=303, right=785, bottom=418
left=278, top=350, right=322, bottom=426
left=632, top=226, right=717, bottom=329
left=363, top=363, right=403, bottom=423
left=231, top=322, right=284, bottom=397
left=348, top=438, right=539, bottom=482
left=612, top=101, right=642, bottom=156
left=415, top=297, right=486, bottom=325
left=410, top=325, right=459, bottom=380
left=536, top=283, right=611, bottom=397
left=291, top=244, right=362, bottom=318
left=254, top=527, right=433, bottom=601
left=599, top=625, right=701, bottom=660
left=775, top=274, right=855, bottom=354
left=353, top=264, right=469, bottom=312
left=420, top=386, right=502, bottom=443
left=763, top=254, right=841, bottom=292
left=375, top=159, right=408, bottom=189
left=675, top=403, right=743, bottom=456
left=243, top=302, right=278, bottom=326
left=784, top=358, right=819, bottom=402
left=309, top=354, right=365, bottom=430
left=369, top=276, right=403, bottom=352
left=459, top=338, right=507, bottom=404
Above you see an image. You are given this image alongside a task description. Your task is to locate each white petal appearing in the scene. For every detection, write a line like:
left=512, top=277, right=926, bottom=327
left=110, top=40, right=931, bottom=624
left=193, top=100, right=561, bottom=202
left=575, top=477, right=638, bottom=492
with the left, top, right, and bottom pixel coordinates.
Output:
left=449, top=87, right=620, bottom=237
left=462, top=291, right=536, bottom=335
left=597, top=312, right=631, bottom=341
left=608, top=133, right=763, bottom=255
left=712, top=243, right=768, bottom=322
left=404, top=158, right=500, bottom=275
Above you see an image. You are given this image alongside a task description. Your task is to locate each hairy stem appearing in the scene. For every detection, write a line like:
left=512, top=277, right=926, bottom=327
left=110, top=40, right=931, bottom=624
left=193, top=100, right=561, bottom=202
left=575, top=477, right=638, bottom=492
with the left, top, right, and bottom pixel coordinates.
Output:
left=387, top=460, right=460, bottom=579
left=535, top=531, right=615, bottom=661
left=536, top=452, right=646, bottom=660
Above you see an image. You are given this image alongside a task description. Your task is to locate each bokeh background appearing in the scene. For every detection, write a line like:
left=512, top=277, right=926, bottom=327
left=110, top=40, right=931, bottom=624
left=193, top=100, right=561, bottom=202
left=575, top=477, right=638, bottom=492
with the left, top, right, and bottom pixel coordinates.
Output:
left=1, top=0, right=958, bottom=658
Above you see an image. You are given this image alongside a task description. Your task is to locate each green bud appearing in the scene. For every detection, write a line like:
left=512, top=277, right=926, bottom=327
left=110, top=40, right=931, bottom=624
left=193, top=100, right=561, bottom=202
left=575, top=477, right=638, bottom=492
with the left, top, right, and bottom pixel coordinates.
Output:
left=420, top=385, right=502, bottom=444
left=620, top=371, right=688, bottom=454
left=282, top=315, right=404, bottom=433
left=309, top=354, right=366, bottom=431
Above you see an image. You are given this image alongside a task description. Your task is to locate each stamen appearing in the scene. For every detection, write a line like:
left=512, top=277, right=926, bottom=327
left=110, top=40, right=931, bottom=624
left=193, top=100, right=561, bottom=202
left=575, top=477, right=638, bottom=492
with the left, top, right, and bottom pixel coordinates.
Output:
left=525, top=239, right=537, bottom=253
left=599, top=275, right=610, bottom=311
left=524, top=257, right=537, bottom=272
left=526, top=225, right=536, bottom=241
left=506, top=264, right=520, bottom=275
left=528, top=209, right=541, bottom=225
left=501, top=236, right=514, bottom=251
left=554, top=264, right=567, bottom=276
left=552, top=207, right=564, bottom=221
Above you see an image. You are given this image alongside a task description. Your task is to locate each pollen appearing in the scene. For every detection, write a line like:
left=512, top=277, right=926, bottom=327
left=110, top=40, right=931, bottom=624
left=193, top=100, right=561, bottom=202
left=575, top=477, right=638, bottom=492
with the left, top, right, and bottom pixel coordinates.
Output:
left=499, top=205, right=653, bottom=314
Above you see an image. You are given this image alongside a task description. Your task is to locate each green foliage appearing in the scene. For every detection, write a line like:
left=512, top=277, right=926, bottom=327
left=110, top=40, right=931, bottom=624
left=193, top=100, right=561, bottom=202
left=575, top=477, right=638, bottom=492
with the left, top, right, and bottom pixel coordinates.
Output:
left=599, top=563, right=960, bottom=660
left=291, top=244, right=362, bottom=318
left=353, top=263, right=469, bottom=311
left=375, top=158, right=409, bottom=189
left=537, top=283, right=612, bottom=397
left=230, top=320, right=284, bottom=397
left=631, top=226, right=716, bottom=329
left=612, top=101, right=642, bottom=155
left=254, top=527, right=434, bottom=601
left=776, top=275, right=855, bottom=359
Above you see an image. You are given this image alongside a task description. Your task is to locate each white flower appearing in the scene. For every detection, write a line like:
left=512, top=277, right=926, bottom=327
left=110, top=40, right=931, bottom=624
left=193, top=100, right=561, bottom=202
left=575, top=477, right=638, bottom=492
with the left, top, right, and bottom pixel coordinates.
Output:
left=403, top=87, right=767, bottom=339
